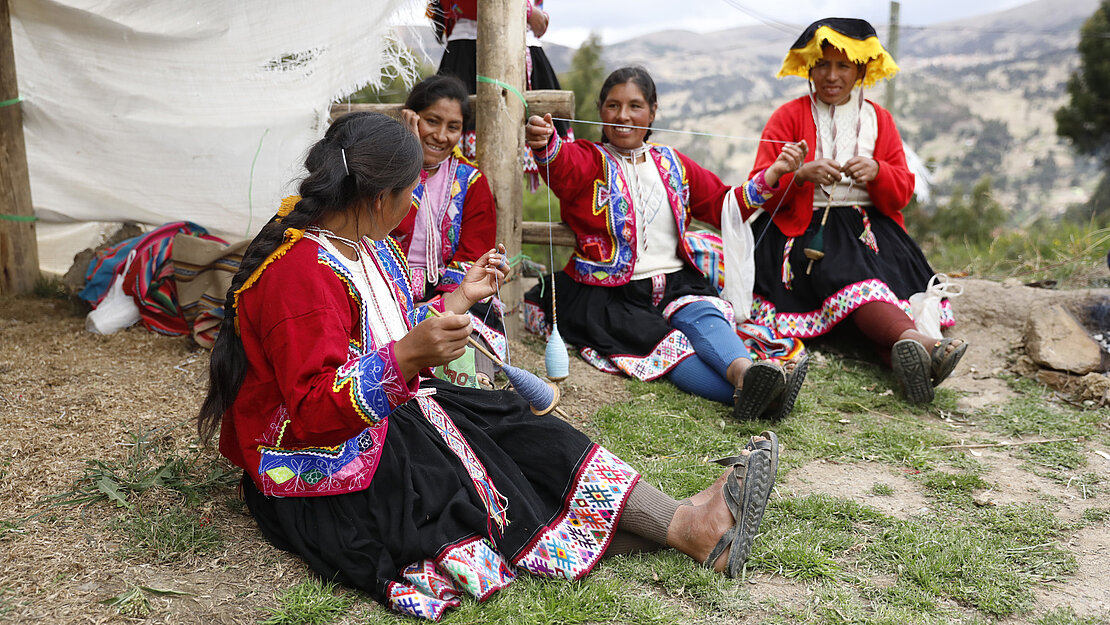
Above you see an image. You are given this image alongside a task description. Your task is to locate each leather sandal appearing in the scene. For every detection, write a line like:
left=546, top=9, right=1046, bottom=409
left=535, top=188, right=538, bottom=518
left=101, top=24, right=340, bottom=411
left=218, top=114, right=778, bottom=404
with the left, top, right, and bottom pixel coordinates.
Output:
left=892, top=339, right=934, bottom=404
left=930, top=338, right=967, bottom=386
left=733, top=362, right=785, bottom=422
left=745, top=430, right=779, bottom=506
left=703, top=447, right=774, bottom=577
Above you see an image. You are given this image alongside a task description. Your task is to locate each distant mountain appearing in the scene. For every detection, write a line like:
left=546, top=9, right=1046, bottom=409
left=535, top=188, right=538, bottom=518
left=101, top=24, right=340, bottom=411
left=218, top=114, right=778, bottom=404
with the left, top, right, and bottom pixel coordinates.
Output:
left=397, top=0, right=1101, bottom=218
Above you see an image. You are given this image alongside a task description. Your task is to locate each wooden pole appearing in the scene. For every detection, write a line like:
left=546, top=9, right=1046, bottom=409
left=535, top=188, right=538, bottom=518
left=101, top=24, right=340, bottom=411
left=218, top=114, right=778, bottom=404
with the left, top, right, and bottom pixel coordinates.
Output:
left=883, top=1, right=900, bottom=113
left=0, top=0, right=39, bottom=295
left=477, top=0, right=525, bottom=333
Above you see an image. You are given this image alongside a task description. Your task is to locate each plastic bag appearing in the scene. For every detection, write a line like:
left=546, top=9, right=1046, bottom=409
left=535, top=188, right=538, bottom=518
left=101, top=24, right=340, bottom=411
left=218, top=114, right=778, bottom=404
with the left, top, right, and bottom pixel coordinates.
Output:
left=721, top=193, right=757, bottom=322
left=909, top=273, right=962, bottom=338
left=85, top=249, right=140, bottom=335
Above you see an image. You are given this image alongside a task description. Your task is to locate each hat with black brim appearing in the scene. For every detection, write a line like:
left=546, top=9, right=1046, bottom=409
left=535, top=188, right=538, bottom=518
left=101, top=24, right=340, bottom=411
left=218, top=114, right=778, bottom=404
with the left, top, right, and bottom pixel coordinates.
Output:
left=777, top=17, right=899, bottom=88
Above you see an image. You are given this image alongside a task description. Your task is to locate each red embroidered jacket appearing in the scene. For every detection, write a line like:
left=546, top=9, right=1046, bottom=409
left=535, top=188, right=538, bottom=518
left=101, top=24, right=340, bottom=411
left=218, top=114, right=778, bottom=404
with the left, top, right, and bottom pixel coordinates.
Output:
left=746, top=95, right=915, bottom=238
left=220, top=235, right=440, bottom=497
left=533, top=135, right=751, bottom=286
left=391, top=152, right=495, bottom=294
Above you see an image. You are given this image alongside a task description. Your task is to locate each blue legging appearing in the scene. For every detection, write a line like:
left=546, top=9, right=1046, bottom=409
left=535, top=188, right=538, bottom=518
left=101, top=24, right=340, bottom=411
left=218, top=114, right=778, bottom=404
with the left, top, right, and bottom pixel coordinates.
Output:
left=666, top=301, right=751, bottom=405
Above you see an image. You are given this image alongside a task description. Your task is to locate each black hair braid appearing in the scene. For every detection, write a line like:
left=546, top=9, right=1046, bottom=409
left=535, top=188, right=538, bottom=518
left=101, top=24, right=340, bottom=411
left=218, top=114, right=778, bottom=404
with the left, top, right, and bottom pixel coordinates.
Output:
left=197, top=112, right=421, bottom=443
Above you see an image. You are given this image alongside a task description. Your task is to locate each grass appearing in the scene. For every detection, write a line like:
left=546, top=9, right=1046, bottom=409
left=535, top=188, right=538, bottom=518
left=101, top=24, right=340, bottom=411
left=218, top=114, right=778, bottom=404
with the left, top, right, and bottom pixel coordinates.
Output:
left=261, top=579, right=357, bottom=625
left=922, top=220, right=1110, bottom=289
left=48, top=425, right=238, bottom=510
left=41, top=339, right=1105, bottom=624
left=112, top=508, right=223, bottom=562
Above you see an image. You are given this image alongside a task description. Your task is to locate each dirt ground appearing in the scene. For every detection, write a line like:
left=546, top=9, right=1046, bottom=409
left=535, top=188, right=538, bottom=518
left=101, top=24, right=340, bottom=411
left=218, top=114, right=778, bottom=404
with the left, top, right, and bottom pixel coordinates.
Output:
left=1, top=278, right=1109, bottom=623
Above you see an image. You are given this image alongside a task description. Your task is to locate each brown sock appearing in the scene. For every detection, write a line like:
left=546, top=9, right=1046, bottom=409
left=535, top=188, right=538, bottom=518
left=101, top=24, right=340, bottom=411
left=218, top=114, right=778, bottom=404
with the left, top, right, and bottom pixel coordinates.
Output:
left=604, top=530, right=665, bottom=557
left=616, top=480, right=680, bottom=548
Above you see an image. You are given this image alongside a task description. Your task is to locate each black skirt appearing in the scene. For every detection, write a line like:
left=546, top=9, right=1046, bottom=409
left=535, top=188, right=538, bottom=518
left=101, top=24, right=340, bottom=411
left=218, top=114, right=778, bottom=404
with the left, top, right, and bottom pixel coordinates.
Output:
left=437, top=39, right=570, bottom=137
left=525, top=266, right=723, bottom=379
left=750, top=205, right=939, bottom=339
left=243, top=379, right=639, bottom=620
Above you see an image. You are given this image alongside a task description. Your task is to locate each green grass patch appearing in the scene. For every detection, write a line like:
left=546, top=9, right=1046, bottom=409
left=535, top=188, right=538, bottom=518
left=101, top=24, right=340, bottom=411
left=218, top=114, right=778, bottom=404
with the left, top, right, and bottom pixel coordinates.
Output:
left=261, top=578, right=356, bottom=625
left=113, top=508, right=222, bottom=562
left=919, top=471, right=992, bottom=505
left=1080, top=507, right=1110, bottom=524
left=870, top=483, right=895, bottom=496
left=1035, top=606, right=1110, bottom=625
left=982, top=378, right=1104, bottom=440
left=49, top=427, right=238, bottom=510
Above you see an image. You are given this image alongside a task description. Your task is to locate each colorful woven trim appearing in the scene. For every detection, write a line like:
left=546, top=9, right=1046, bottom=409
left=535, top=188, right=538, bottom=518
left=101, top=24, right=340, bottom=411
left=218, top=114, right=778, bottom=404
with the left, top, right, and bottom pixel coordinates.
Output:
left=778, top=22, right=899, bottom=88
left=513, top=445, right=638, bottom=580
left=751, top=279, right=957, bottom=339
left=387, top=537, right=516, bottom=620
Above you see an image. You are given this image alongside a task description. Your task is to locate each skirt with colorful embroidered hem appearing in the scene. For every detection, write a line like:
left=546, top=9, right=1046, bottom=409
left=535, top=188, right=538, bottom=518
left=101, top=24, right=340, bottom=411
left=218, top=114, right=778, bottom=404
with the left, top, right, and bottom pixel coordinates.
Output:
left=750, top=205, right=955, bottom=339
left=524, top=266, right=732, bottom=381
left=243, top=379, right=639, bottom=621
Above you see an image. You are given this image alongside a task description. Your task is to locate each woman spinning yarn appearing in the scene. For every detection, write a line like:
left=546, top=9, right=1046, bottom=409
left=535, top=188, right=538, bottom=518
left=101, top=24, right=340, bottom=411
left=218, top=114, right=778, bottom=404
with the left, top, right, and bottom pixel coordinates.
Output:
left=198, top=111, right=781, bottom=620
left=393, top=75, right=504, bottom=380
left=742, top=18, right=967, bottom=403
left=525, top=67, right=809, bottom=421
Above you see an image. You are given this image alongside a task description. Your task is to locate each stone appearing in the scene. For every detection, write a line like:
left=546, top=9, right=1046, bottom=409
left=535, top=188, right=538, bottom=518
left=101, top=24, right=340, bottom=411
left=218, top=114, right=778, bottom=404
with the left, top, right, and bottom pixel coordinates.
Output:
left=1025, top=303, right=1103, bottom=374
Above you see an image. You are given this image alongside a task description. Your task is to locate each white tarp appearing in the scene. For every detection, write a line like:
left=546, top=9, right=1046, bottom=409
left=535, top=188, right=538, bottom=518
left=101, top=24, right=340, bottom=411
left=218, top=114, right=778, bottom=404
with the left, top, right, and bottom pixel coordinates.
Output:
left=11, top=0, right=415, bottom=273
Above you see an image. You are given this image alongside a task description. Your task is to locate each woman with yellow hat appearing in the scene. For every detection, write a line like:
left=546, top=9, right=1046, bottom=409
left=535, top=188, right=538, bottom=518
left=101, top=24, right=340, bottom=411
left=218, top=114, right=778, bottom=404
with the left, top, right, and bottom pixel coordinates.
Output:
left=740, top=18, right=966, bottom=403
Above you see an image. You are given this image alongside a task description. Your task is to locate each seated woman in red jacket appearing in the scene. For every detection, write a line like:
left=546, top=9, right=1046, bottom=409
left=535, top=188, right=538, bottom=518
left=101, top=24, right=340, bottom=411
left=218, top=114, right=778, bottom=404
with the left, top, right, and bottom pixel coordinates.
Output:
left=524, top=66, right=809, bottom=422
left=392, top=75, right=504, bottom=379
left=197, top=111, right=781, bottom=619
left=741, top=18, right=966, bottom=403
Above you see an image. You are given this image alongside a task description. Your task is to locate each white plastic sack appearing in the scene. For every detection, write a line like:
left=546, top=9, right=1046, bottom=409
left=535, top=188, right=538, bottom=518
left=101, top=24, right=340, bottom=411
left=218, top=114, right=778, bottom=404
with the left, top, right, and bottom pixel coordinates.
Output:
left=85, top=251, right=141, bottom=335
left=909, top=273, right=963, bottom=338
left=721, top=193, right=759, bottom=323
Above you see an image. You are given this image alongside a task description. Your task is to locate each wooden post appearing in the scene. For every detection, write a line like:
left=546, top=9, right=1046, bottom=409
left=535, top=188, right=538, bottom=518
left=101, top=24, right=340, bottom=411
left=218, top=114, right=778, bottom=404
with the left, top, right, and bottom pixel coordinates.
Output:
left=883, top=1, right=900, bottom=113
left=476, top=0, right=525, bottom=333
left=0, top=0, right=39, bottom=295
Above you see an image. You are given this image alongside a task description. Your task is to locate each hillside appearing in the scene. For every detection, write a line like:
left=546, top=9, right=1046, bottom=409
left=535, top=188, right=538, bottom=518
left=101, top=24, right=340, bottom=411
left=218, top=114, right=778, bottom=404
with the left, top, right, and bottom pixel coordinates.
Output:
left=403, top=0, right=1101, bottom=219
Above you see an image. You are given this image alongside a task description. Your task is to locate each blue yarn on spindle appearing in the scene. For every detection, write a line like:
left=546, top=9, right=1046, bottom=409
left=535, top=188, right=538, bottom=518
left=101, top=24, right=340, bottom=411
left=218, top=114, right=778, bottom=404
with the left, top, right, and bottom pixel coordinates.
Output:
left=500, top=362, right=557, bottom=413
left=545, top=325, right=570, bottom=381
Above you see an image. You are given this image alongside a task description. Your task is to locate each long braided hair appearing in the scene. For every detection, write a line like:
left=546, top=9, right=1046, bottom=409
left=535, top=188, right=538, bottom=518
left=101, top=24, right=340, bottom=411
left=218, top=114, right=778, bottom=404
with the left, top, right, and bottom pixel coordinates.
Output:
left=197, top=112, right=422, bottom=442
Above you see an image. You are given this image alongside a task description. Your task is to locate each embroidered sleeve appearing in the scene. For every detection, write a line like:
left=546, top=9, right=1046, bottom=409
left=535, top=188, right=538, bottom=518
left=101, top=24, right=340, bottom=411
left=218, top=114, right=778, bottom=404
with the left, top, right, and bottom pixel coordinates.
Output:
left=533, top=132, right=562, bottom=166
left=739, top=169, right=777, bottom=210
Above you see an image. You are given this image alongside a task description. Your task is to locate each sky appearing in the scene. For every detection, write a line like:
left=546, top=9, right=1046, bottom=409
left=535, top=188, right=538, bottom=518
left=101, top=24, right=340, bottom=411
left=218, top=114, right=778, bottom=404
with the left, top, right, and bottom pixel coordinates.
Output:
left=400, top=0, right=1038, bottom=48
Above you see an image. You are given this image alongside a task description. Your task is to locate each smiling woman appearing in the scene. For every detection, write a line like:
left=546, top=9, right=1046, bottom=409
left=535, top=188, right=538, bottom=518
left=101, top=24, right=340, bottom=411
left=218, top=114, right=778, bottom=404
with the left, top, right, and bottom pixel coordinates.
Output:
left=742, top=17, right=968, bottom=404
left=522, top=67, right=809, bottom=422
left=390, top=75, right=504, bottom=378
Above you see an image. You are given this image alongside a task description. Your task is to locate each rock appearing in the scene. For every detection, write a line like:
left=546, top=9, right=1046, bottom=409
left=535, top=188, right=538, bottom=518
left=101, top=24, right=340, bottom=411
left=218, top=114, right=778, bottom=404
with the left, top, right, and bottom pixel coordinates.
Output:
left=59, top=223, right=144, bottom=297
left=1025, top=303, right=1103, bottom=374
left=1077, top=372, right=1110, bottom=404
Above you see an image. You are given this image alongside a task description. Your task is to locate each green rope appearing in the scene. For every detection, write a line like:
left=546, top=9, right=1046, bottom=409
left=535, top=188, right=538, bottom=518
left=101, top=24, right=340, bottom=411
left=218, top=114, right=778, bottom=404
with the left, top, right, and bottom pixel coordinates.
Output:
left=0, top=214, right=37, bottom=222
left=475, top=75, right=528, bottom=111
left=0, top=96, right=23, bottom=109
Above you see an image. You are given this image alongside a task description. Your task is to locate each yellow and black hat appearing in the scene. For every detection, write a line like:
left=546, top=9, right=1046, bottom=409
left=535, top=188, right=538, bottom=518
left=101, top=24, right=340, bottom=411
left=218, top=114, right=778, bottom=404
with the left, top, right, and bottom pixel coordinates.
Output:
left=777, top=18, right=899, bottom=87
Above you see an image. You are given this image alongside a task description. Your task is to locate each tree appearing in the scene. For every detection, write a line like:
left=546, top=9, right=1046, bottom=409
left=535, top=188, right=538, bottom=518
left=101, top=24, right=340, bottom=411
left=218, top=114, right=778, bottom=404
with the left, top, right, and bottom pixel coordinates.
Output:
left=1056, top=1, right=1110, bottom=161
left=559, top=33, right=605, bottom=142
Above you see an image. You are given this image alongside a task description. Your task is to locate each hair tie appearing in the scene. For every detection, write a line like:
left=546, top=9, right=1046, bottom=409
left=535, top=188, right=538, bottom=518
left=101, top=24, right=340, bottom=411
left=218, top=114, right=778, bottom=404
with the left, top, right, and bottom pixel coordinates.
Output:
left=341, top=148, right=350, bottom=177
